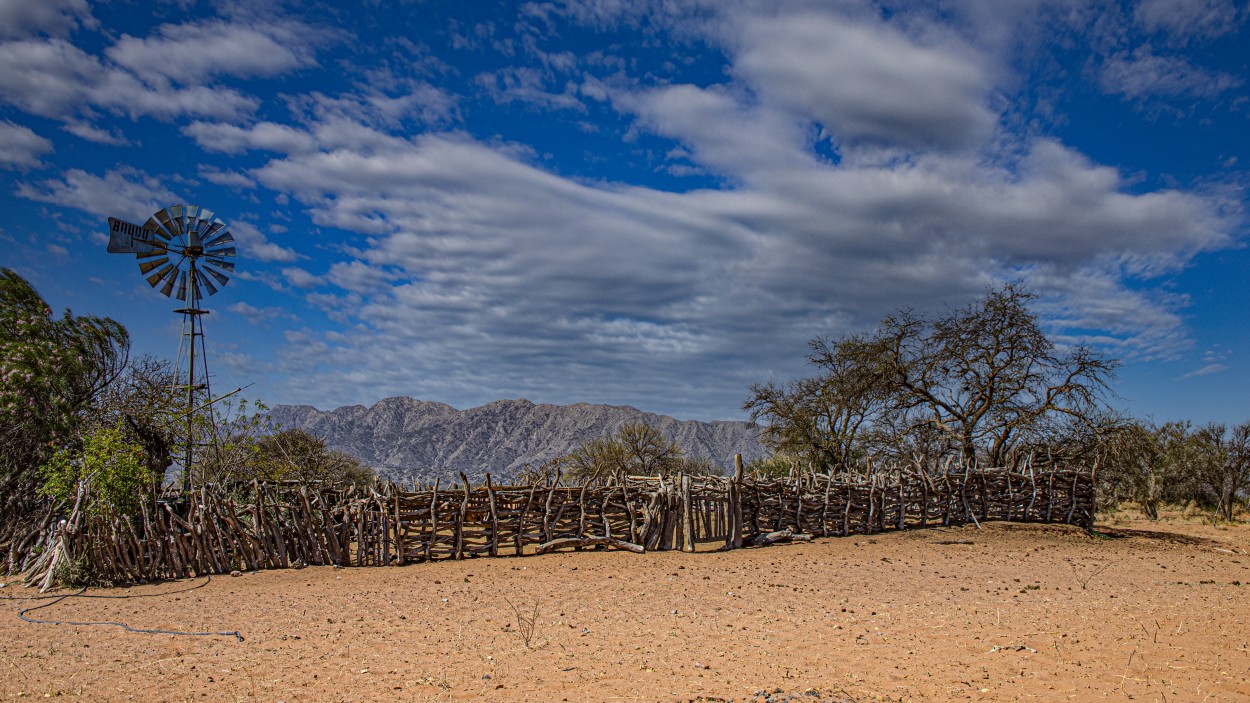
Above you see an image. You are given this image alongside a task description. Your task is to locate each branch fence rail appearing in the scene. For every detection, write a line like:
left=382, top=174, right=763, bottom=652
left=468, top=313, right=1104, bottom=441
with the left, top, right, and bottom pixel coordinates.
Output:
left=11, top=463, right=1093, bottom=588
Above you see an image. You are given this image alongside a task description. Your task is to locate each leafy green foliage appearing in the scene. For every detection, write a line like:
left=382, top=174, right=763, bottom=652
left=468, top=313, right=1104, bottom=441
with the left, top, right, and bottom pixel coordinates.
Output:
left=38, top=423, right=155, bottom=516
left=1100, top=420, right=1250, bottom=521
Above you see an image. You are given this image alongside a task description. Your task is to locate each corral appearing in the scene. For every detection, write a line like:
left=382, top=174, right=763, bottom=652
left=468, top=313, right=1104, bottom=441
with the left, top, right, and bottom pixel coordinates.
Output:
left=13, top=464, right=1093, bottom=585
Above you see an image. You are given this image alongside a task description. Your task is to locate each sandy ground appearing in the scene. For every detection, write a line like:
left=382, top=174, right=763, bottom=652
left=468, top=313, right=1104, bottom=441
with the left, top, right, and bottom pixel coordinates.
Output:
left=2, top=515, right=1249, bottom=703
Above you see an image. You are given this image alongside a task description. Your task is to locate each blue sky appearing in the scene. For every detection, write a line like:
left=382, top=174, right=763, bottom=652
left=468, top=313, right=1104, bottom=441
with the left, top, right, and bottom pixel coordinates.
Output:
left=1, top=0, right=1248, bottom=423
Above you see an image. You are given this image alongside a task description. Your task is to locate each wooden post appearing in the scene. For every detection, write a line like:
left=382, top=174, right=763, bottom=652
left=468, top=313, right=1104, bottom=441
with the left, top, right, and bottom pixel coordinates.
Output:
left=543, top=471, right=559, bottom=544
left=897, top=468, right=906, bottom=531
left=517, top=482, right=538, bottom=555
left=681, top=473, right=695, bottom=552
left=622, top=484, right=638, bottom=545
left=577, top=482, right=589, bottom=541
left=485, top=474, right=500, bottom=557
left=426, top=478, right=440, bottom=561
left=455, top=472, right=471, bottom=559
left=393, top=483, right=405, bottom=566
left=917, top=469, right=928, bottom=529
left=732, top=454, right=745, bottom=549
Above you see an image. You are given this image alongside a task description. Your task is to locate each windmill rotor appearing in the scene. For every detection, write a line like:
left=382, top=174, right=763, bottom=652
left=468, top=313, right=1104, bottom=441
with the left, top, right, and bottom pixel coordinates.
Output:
left=108, top=204, right=237, bottom=301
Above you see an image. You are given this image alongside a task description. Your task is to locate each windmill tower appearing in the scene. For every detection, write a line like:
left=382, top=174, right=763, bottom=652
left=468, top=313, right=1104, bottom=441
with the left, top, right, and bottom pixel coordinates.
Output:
left=107, top=205, right=237, bottom=492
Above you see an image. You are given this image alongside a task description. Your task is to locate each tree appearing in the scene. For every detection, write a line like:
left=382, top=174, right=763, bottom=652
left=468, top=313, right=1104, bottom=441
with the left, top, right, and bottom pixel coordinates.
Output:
left=563, top=423, right=699, bottom=485
left=749, top=283, right=1119, bottom=472
left=1, top=269, right=129, bottom=544
left=872, top=284, right=1117, bottom=466
left=246, top=428, right=375, bottom=485
left=745, top=335, right=888, bottom=472
left=1192, top=422, right=1250, bottom=522
left=1099, top=422, right=1204, bottom=520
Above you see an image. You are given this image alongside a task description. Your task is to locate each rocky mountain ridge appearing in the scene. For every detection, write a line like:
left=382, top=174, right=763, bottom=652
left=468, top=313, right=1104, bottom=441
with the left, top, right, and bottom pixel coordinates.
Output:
left=267, top=397, right=769, bottom=485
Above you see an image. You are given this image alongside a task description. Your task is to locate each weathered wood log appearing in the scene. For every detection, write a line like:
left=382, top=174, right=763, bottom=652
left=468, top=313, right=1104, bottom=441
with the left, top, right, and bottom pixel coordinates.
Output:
left=748, top=528, right=795, bottom=546
left=535, top=536, right=645, bottom=555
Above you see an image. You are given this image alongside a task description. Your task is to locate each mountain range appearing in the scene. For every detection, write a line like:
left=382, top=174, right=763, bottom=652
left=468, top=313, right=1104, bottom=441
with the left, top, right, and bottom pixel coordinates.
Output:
left=267, top=397, right=769, bottom=485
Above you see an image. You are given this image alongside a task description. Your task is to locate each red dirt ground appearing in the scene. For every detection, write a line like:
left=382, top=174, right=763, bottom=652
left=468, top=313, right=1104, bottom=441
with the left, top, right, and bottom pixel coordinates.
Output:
left=3, top=514, right=1249, bottom=702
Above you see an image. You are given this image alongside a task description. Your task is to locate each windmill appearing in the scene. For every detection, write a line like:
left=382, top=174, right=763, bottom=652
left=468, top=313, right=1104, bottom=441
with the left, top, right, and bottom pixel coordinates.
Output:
left=107, top=205, right=237, bottom=492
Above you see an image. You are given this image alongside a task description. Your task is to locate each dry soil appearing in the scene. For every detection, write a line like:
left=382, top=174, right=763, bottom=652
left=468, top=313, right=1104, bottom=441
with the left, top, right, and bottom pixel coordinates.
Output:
left=2, top=514, right=1249, bottom=702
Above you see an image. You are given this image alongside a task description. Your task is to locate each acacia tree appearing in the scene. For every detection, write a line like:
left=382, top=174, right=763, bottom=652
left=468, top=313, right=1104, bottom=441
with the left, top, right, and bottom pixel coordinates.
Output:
left=862, top=284, right=1116, bottom=466
left=1192, top=422, right=1250, bottom=522
left=747, top=284, right=1118, bottom=471
left=745, top=335, right=889, bottom=472
left=1099, top=422, right=1209, bottom=520
left=563, top=422, right=702, bottom=485
left=246, top=428, right=375, bottom=485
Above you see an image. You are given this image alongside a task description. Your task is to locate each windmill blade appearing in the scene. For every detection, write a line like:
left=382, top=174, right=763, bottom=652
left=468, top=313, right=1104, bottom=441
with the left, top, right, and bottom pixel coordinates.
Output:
left=191, top=273, right=205, bottom=301
left=203, top=266, right=231, bottom=288
left=146, top=263, right=175, bottom=287
left=204, top=218, right=226, bottom=240
left=185, top=205, right=199, bottom=221
left=158, top=267, right=179, bottom=296
left=194, top=216, right=215, bottom=237
left=201, top=273, right=219, bottom=296
left=175, top=271, right=188, bottom=301
left=138, top=257, right=169, bottom=274
left=198, top=209, right=215, bottom=223
left=204, top=257, right=235, bottom=272
left=203, top=230, right=234, bottom=249
left=155, top=208, right=181, bottom=237
left=144, top=216, right=173, bottom=241
left=205, top=246, right=237, bottom=259
left=136, top=249, right=165, bottom=260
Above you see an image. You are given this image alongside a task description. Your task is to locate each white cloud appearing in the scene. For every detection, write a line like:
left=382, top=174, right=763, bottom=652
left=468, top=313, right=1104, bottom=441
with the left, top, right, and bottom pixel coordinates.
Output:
left=281, top=267, right=321, bottom=288
left=60, top=120, right=128, bottom=145
left=326, top=261, right=398, bottom=294
left=0, top=12, right=340, bottom=130
left=1175, top=363, right=1228, bottom=380
left=290, top=82, right=460, bottom=129
left=198, top=165, right=256, bottom=189
left=228, top=301, right=295, bottom=325
left=1101, top=45, right=1241, bottom=100
left=239, top=104, right=1237, bottom=415
left=0, top=0, right=94, bottom=40
left=1135, top=0, right=1242, bottom=40
left=0, top=120, right=53, bottom=169
left=16, top=167, right=177, bottom=222
left=183, top=121, right=317, bottom=155
left=105, top=19, right=332, bottom=84
left=729, top=10, right=998, bottom=151
left=1028, top=265, right=1194, bottom=361
left=228, top=220, right=299, bottom=263
left=0, top=38, right=258, bottom=121
left=476, top=66, right=585, bottom=111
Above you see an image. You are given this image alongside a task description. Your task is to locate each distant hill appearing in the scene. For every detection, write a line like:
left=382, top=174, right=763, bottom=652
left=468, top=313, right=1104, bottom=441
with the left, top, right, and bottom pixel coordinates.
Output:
left=267, top=397, right=769, bottom=485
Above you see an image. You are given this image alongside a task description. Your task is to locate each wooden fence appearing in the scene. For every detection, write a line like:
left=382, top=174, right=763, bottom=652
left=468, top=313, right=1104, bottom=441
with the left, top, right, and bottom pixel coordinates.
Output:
left=16, top=464, right=1093, bottom=587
